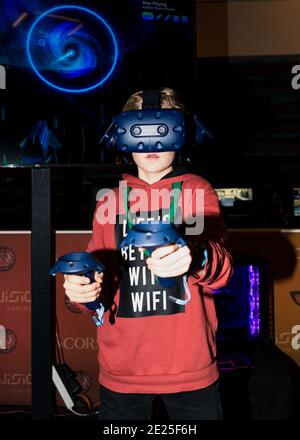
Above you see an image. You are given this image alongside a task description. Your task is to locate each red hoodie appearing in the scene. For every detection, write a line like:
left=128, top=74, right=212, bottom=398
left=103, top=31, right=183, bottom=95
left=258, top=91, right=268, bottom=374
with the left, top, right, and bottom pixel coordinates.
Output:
left=85, top=169, right=233, bottom=394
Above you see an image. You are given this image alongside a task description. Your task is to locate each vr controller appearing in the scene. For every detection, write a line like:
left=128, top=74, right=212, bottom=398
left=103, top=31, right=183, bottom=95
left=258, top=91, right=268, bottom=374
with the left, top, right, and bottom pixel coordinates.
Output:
left=49, top=252, right=105, bottom=326
left=119, top=221, right=186, bottom=289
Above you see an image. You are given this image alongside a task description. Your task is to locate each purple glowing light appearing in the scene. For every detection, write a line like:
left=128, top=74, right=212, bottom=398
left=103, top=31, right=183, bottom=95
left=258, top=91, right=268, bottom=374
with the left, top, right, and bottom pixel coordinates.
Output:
left=248, top=265, right=260, bottom=337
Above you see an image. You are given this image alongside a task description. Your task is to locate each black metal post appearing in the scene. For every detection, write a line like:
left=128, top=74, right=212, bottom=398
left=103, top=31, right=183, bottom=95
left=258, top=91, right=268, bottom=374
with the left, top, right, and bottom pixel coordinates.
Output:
left=31, top=167, right=54, bottom=419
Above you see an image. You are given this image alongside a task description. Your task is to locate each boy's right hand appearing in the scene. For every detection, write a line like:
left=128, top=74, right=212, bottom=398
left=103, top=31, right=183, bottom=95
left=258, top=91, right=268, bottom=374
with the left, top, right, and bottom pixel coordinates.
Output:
left=63, top=272, right=103, bottom=304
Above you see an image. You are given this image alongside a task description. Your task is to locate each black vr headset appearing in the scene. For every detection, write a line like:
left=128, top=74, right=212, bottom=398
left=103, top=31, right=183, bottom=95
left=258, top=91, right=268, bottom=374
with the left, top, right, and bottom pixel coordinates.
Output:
left=100, top=89, right=212, bottom=153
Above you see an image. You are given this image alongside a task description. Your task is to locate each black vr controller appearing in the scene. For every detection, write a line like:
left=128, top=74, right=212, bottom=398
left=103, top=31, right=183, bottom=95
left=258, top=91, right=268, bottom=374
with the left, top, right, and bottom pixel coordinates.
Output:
left=49, top=252, right=105, bottom=326
left=119, top=221, right=186, bottom=288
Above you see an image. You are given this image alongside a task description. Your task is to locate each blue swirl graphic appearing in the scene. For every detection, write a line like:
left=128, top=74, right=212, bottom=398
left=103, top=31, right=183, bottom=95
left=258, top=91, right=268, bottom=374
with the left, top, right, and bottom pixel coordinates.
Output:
left=26, top=5, right=119, bottom=93
left=47, top=22, right=98, bottom=78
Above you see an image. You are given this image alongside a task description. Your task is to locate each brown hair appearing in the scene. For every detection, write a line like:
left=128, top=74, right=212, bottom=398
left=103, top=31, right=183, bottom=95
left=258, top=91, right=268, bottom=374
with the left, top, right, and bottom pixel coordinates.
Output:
left=122, top=87, right=185, bottom=112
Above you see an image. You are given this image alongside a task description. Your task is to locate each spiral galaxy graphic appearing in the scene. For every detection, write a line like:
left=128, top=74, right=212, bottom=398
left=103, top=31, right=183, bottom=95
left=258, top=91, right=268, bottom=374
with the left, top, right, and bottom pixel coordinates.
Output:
left=26, top=5, right=119, bottom=93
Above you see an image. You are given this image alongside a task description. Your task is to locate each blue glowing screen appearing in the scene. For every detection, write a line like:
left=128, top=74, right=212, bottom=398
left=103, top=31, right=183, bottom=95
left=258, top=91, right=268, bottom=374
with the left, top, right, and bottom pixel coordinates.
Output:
left=26, top=5, right=118, bottom=93
left=1, top=0, right=192, bottom=94
left=0, top=0, right=194, bottom=164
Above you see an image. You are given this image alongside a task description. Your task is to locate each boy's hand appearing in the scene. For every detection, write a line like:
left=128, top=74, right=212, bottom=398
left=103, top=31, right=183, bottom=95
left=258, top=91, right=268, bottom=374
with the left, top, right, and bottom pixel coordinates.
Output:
left=145, top=244, right=192, bottom=278
left=63, top=272, right=103, bottom=304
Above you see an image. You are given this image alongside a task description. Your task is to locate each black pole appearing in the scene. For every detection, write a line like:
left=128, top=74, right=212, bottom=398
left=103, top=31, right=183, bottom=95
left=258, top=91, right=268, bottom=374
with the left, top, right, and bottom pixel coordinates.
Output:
left=31, top=167, right=54, bottom=419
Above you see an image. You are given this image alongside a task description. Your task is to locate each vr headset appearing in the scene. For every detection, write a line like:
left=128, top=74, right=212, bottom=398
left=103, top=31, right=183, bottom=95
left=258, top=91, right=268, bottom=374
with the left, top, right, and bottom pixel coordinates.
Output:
left=100, top=89, right=213, bottom=154
left=100, top=89, right=185, bottom=153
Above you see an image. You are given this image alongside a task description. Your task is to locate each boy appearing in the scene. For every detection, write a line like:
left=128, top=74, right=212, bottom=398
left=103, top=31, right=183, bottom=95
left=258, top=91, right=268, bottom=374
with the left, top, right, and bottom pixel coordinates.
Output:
left=63, top=88, right=233, bottom=420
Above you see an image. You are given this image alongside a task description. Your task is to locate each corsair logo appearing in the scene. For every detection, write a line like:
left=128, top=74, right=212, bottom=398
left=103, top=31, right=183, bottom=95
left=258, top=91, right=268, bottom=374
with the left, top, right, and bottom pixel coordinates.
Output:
left=0, top=325, right=17, bottom=353
left=0, top=247, right=16, bottom=271
left=0, top=65, right=6, bottom=90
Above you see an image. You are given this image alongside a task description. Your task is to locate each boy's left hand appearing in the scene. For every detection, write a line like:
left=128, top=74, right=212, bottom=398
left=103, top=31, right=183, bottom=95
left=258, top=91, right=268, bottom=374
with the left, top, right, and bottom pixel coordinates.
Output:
left=145, top=244, right=192, bottom=278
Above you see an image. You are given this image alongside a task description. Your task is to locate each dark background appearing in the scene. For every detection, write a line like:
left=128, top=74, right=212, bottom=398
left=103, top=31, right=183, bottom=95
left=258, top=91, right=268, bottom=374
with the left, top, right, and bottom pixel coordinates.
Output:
left=0, top=0, right=299, bottom=230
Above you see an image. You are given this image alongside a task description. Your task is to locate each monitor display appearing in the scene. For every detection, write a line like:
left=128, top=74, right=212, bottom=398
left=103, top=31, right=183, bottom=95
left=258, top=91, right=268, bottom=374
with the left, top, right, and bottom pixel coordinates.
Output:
left=293, top=188, right=300, bottom=216
left=215, top=188, right=253, bottom=208
left=213, top=262, right=264, bottom=343
left=0, top=0, right=194, bottom=165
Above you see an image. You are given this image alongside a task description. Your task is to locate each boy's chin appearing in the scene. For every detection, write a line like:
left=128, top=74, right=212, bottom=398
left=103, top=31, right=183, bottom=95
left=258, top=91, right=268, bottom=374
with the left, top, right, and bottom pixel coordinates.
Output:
left=143, top=163, right=169, bottom=173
